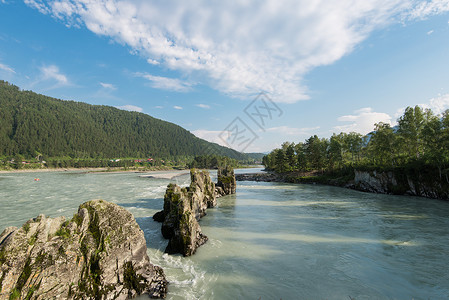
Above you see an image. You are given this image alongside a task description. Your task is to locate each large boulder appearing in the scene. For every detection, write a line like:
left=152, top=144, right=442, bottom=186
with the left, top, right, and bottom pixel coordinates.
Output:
left=154, top=167, right=236, bottom=256
left=190, top=169, right=217, bottom=215
left=215, top=165, right=237, bottom=197
left=157, top=169, right=215, bottom=256
left=161, top=184, right=208, bottom=257
left=0, top=200, right=167, bottom=300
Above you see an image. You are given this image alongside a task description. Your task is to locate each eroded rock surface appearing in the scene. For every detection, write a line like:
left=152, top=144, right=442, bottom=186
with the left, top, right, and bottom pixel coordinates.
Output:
left=215, top=165, right=237, bottom=197
left=161, top=183, right=208, bottom=256
left=0, top=200, right=167, bottom=300
left=157, top=169, right=215, bottom=256
left=154, top=167, right=236, bottom=256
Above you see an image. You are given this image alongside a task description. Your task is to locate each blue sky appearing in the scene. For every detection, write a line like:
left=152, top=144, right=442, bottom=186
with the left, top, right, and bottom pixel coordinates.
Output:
left=1, top=1, right=449, bottom=153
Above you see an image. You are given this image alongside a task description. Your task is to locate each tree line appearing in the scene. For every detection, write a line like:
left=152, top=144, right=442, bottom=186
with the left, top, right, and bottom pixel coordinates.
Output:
left=0, top=80, right=250, bottom=166
left=188, top=155, right=240, bottom=169
left=263, top=106, right=449, bottom=180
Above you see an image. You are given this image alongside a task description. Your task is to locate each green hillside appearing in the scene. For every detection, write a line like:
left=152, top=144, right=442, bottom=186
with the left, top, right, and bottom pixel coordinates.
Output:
left=0, top=80, right=246, bottom=161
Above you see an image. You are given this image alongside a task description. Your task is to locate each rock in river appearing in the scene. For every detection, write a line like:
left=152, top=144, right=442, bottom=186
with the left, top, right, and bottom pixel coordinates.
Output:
left=0, top=199, right=167, bottom=300
left=154, top=167, right=236, bottom=256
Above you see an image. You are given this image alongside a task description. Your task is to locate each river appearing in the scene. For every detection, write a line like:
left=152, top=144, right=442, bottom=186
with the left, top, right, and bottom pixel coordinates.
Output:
left=0, top=168, right=448, bottom=299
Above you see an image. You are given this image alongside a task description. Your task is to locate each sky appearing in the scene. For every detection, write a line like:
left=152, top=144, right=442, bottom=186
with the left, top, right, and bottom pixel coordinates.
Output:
left=1, top=1, right=449, bottom=153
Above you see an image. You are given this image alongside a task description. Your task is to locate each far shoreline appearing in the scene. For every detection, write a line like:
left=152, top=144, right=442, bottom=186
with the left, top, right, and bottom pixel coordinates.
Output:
left=0, top=166, right=186, bottom=174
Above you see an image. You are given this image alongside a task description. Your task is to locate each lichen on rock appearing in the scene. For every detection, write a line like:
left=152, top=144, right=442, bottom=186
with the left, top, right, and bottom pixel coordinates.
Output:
left=0, top=199, right=167, bottom=300
left=215, top=165, right=237, bottom=197
left=154, top=166, right=236, bottom=256
left=158, top=169, right=214, bottom=256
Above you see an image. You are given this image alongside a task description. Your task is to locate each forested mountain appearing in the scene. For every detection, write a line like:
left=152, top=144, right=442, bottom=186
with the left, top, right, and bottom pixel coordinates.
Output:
left=0, top=81, right=246, bottom=161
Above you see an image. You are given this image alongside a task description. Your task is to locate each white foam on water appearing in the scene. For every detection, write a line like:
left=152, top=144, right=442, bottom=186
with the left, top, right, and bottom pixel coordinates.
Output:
left=146, top=251, right=217, bottom=300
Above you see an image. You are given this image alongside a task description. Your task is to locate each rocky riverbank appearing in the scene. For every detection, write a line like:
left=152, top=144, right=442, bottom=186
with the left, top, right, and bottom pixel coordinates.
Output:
left=0, top=200, right=167, bottom=299
left=236, top=169, right=449, bottom=201
left=235, top=172, right=282, bottom=182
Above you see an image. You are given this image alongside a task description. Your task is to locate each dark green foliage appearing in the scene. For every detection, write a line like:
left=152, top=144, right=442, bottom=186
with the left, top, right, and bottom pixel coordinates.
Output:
left=28, top=232, right=38, bottom=246
left=188, top=155, right=239, bottom=169
left=264, top=106, right=449, bottom=187
left=89, top=252, right=102, bottom=297
left=9, top=288, right=20, bottom=300
left=22, top=222, right=30, bottom=234
left=14, top=256, right=32, bottom=297
left=55, top=225, right=70, bottom=239
left=72, top=213, right=83, bottom=227
left=123, top=261, right=145, bottom=295
left=24, top=284, right=38, bottom=300
left=0, top=80, right=246, bottom=163
left=0, top=248, right=6, bottom=266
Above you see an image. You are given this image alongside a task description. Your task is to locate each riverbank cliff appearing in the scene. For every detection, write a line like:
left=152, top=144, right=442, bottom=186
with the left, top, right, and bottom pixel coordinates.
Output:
left=237, top=167, right=449, bottom=201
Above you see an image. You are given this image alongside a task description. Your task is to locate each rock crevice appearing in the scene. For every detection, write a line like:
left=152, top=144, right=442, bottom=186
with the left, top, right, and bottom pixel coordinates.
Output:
left=0, top=200, right=167, bottom=300
left=154, top=166, right=236, bottom=256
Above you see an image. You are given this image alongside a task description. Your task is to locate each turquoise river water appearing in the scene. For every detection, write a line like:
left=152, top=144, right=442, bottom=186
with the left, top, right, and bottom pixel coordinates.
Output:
left=1, top=168, right=449, bottom=299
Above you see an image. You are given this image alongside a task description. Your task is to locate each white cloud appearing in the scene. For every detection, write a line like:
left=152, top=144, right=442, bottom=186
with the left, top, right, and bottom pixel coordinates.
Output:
left=196, top=104, right=210, bottom=109
left=40, top=64, right=69, bottom=85
left=135, top=72, right=192, bottom=92
left=147, top=58, right=160, bottom=65
left=0, top=63, right=15, bottom=73
left=407, top=0, right=449, bottom=20
left=99, top=82, right=116, bottom=90
left=26, top=0, right=449, bottom=103
left=155, top=105, right=163, bottom=109
left=395, top=94, right=449, bottom=118
left=425, top=94, right=449, bottom=114
left=266, top=126, right=320, bottom=136
left=116, top=104, right=143, bottom=112
left=24, top=0, right=50, bottom=14
left=335, top=107, right=392, bottom=134
left=427, top=29, right=434, bottom=35
left=173, top=105, right=183, bottom=110
left=191, top=129, right=229, bottom=147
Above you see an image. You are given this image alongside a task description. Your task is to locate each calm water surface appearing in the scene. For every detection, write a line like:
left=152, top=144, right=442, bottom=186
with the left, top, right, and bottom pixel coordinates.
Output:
left=1, top=169, right=448, bottom=299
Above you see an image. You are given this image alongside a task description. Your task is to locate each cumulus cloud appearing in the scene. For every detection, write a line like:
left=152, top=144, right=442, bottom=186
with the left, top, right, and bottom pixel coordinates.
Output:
left=196, top=104, right=210, bottom=109
left=425, top=94, right=449, bottom=114
left=99, top=82, right=116, bottom=90
left=335, top=107, right=392, bottom=134
left=396, top=94, right=449, bottom=117
left=0, top=63, right=15, bottom=73
left=25, top=0, right=449, bottom=103
left=191, top=129, right=229, bottom=147
left=173, top=105, right=183, bottom=110
left=40, top=64, right=69, bottom=85
left=116, top=104, right=143, bottom=112
left=135, top=72, right=192, bottom=92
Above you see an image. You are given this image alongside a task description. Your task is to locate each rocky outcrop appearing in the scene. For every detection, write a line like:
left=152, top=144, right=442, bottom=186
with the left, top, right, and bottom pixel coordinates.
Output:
left=190, top=169, right=217, bottom=217
left=235, top=172, right=282, bottom=182
left=354, top=170, right=449, bottom=200
left=354, top=170, right=397, bottom=194
left=154, top=167, right=236, bottom=256
left=215, top=165, right=237, bottom=197
left=155, top=169, right=214, bottom=256
left=160, top=183, right=208, bottom=256
left=0, top=200, right=167, bottom=300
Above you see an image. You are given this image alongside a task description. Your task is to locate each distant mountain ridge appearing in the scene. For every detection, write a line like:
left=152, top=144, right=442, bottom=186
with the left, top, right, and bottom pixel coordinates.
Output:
left=0, top=80, right=246, bottom=160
